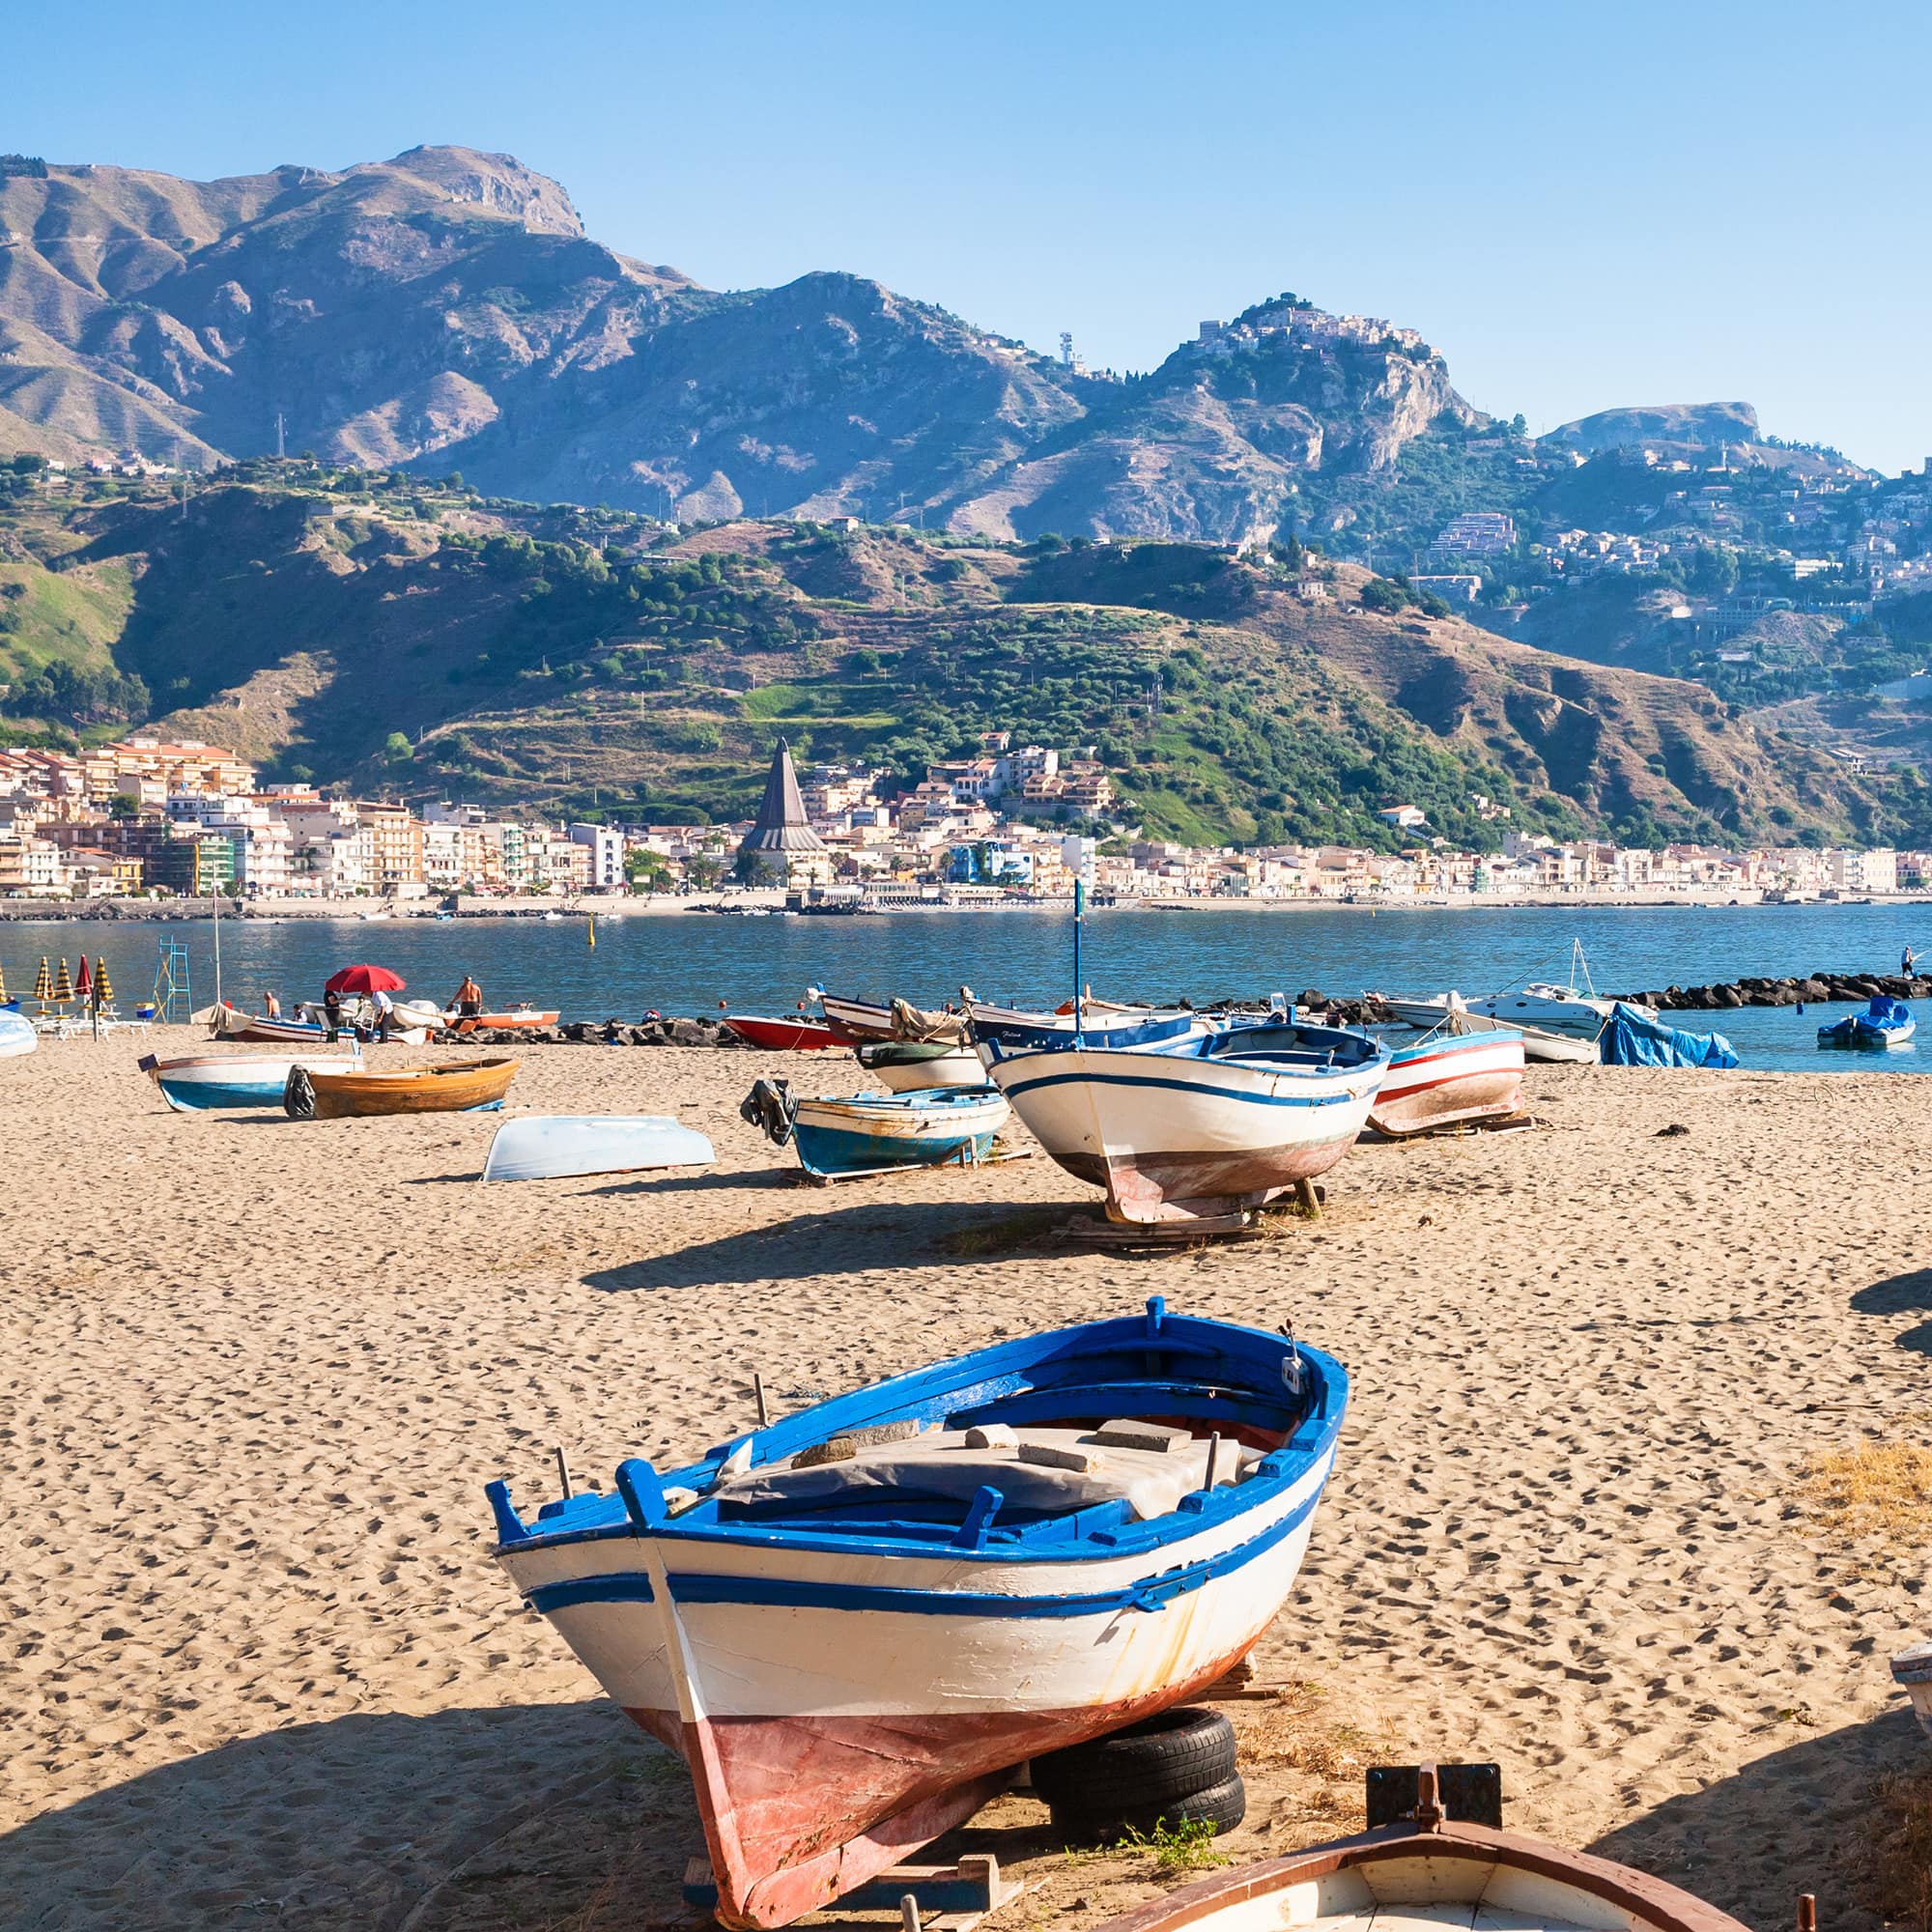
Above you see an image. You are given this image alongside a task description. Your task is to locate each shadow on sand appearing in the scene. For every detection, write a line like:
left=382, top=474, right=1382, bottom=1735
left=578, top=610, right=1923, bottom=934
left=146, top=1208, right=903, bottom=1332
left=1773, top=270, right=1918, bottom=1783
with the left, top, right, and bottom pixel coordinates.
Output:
left=0, top=1698, right=668, bottom=1932
left=582, top=1197, right=1066, bottom=1293
left=1586, top=1707, right=1921, bottom=1931
left=1850, top=1266, right=1932, bottom=1353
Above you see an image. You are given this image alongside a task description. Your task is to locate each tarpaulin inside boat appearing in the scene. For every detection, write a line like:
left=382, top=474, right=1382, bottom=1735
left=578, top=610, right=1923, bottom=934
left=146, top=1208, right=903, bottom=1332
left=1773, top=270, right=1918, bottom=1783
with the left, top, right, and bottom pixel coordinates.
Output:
left=1598, top=1001, right=1740, bottom=1069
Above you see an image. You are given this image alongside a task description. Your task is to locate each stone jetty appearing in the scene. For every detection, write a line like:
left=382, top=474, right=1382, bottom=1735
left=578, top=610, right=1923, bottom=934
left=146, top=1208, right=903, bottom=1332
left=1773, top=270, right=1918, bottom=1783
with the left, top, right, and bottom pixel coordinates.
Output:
left=1613, top=972, right=1932, bottom=1011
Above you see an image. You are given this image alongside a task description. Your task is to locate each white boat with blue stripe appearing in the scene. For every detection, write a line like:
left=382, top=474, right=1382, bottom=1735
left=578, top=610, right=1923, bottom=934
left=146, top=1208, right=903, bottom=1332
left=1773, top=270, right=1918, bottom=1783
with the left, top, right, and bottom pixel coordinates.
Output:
left=487, top=1298, right=1345, bottom=1930
left=138, top=1046, right=362, bottom=1112
left=979, top=1012, right=1389, bottom=1225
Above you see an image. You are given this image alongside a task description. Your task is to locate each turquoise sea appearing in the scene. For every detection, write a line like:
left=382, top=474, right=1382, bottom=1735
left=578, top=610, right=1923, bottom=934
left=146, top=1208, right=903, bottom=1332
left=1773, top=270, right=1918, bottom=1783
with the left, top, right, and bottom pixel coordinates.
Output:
left=8, top=900, right=1932, bottom=1073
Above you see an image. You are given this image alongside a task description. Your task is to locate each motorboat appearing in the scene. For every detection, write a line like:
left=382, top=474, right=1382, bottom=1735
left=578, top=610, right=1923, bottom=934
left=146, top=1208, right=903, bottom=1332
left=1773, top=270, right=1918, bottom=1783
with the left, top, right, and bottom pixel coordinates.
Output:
left=486, top=1298, right=1347, bottom=1929
left=1818, top=995, right=1915, bottom=1050
left=724, top=1014, right=841, bottom=1051
left=1441, top=1007, right=1599, bottom=1065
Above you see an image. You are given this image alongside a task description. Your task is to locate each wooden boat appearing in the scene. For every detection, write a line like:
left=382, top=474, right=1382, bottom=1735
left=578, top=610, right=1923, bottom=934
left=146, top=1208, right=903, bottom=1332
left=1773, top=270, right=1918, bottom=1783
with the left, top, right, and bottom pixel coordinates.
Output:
left=296, top=1057, right=520, bottom=1118
left=487, top=1298, right=1347, bottom=1930
left=451, top=1006, right=559, bottom=1034
left=139, top=1048, right=361, bottom=1113
left=1892, top=1642, right=1932, bottom=1741
left=981, top=1014, right=1387, bottom=1225
left=1086, top=1764, right=1750, bottom=1932
left=812, top=991, right=898, bottom=1042
left=1368, top=1025, right=1524, bottom=1136
left=742, top=1078, right=1010, bottom=1179
left=482, top=1114, right=716, bottom=1182
left=854, top=1040, right=987, bottom=1091
left=724, top=1013, right=841, bottom=1051
left=0, top=1009, right=36, bottom=1059
left=209, top=1004, right=336, bottom=1045
left=1443, top=1007, right=1598, bottom=1065
left=1818, top=995, right=1915, bottom=1049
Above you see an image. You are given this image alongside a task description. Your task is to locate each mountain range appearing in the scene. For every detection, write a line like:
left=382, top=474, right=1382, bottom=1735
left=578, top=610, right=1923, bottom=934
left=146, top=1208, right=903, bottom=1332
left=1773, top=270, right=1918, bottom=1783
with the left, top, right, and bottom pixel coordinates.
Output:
left=1, top=143, right=1804, bottom=547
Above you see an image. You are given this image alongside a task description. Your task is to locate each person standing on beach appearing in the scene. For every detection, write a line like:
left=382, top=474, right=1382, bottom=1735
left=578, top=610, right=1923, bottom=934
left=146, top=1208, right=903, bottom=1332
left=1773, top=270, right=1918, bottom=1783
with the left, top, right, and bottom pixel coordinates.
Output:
left=323, top=987, right=344, bottom=1041
left=264, top=989, right=282, bottom=1019
left=452, top=974, right=483, bottom=1019
left=371, top=984, right=396, bottom=1042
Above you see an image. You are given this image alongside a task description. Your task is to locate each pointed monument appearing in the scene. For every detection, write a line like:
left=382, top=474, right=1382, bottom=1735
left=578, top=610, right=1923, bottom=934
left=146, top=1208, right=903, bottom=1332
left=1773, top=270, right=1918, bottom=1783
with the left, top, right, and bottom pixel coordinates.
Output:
left=736, top=738, right=826, bottom=881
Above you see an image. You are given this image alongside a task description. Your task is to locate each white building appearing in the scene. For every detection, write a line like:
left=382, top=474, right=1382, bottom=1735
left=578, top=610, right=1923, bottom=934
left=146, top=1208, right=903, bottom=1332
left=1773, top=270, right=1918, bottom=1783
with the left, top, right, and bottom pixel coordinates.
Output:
left=569, top=822, right=627, bottom=891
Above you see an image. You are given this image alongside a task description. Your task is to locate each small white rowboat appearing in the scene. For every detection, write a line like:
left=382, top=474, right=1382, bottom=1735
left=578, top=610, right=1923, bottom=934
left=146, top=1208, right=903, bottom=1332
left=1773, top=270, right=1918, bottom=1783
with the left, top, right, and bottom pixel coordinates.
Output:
left=1369, top=1026, right=1525, bottom=1136
left=482, top=1115, right=716, bottom=1182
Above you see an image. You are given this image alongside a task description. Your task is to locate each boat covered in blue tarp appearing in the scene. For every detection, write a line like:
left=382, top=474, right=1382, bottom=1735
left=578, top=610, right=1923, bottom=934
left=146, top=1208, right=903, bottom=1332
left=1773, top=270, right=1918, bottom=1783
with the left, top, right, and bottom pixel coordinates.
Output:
left=1599, top=1002, right=1740, bottom=1069
left=1817, top=995, right=1915, bottom=1051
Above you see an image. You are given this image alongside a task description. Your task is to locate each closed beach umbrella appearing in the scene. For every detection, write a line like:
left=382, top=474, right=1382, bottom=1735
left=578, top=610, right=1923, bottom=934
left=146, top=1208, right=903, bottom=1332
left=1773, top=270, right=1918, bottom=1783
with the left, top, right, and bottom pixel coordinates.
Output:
left=94, top=957, right=112, bottom=1003
left=35, top=957, right=51, bottom=1004
left=53, top=958, right=73, bottom=1004
left=325, top=963, right=407, bottom=996
left=0, top=960, right=8, bottom=1003
left=74, top=955, right=92, bottom=1003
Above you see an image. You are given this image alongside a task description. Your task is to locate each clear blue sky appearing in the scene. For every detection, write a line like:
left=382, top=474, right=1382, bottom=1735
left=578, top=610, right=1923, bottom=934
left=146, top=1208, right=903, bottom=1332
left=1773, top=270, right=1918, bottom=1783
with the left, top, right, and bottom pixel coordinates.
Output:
left=15, top=1, right=1930, bottom=471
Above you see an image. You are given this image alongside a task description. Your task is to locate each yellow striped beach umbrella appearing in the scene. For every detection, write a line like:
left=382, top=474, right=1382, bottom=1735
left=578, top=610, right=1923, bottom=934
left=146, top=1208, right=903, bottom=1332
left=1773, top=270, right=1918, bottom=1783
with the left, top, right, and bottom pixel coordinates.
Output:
left=94, top=957, right=113, bottom=1004
left=35, top=956, right=52, bottom=1006
left=0, top=960, right=7, bottom=1003
left=53, top=957, right=73, bottom=1005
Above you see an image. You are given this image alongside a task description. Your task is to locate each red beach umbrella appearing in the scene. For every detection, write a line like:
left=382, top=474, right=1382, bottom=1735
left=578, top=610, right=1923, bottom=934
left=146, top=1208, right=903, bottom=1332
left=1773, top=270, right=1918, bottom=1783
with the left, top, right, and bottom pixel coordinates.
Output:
left=325, top=963, right=408, bottom=996
left=74, top=954, right=93, bottom=1002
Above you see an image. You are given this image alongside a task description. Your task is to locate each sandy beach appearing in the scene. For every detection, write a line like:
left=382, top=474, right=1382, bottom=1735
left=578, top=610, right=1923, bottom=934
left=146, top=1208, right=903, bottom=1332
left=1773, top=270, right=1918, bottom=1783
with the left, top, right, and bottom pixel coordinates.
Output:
left=3, top=1034, right=1928, bottom=1931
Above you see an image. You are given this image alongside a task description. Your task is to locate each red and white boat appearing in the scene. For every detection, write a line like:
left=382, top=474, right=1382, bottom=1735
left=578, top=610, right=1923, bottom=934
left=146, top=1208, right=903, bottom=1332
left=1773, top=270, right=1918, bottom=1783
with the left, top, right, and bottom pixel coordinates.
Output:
left=451, top=1006, right=559, bottom=1034
left=1368, top=1025, right=1525, bottom=1137
left=724, top=1013, right=841, bottom=1051
left=488, top=1302, right=1346, bottom=1928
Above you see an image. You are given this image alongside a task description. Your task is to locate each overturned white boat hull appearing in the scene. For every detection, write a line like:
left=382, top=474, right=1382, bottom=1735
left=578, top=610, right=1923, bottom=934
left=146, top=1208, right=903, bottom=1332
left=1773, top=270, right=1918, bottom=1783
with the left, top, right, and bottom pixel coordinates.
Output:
left=482, top=1115, right=717, bottom=1182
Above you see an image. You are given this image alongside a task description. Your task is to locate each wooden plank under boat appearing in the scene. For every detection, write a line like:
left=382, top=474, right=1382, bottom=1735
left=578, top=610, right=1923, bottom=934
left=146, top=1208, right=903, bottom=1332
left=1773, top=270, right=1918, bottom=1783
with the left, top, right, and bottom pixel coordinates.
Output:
left=301, top=1057, right=520, bottom=1118
left=487, top=1298, right=1347, bottom=1930
left=1086, top=1764, right=1751, bottom=1932
left=1368, top=1026, right=1524, bottom=1136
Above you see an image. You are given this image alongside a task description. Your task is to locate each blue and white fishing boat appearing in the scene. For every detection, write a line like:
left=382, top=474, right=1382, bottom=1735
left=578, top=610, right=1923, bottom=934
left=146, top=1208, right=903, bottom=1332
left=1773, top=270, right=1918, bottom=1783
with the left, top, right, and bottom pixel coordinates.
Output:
left=1818, top=995, right=1915, bottom=1050
left=481, top=1114, right=716, bottom=1182
left=741, top=1078, right=1009, bottom=1179
left=487, top=1297, right=1346, bottom=1930
left=138, top=1047, right=361, bottom=1112
left=980, top=1013, right=1388, bottom=1224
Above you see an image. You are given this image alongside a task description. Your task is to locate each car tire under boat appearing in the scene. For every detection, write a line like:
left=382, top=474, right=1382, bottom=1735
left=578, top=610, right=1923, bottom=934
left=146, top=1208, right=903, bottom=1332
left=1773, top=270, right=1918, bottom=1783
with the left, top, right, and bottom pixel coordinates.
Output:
left=1031, top=1706, right=1237, bottom=1811
left=1050, top=1770, right=1248, bottom=1843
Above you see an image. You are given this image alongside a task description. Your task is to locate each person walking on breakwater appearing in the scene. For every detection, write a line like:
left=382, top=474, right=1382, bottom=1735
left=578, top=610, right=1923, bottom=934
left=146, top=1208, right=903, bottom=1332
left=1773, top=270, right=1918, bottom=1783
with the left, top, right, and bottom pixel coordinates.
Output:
left=1903, top=946, right=1917, bottom=977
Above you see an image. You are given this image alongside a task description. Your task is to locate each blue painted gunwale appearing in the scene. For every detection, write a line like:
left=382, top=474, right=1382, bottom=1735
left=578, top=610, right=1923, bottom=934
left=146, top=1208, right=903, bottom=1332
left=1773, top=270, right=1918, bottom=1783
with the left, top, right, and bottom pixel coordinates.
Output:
left=521, top=1463, right=1332, bottom=1619
left=156, top=1074, right=296, bottom=1111
left=488, top=1301, right=1346, bottom=1571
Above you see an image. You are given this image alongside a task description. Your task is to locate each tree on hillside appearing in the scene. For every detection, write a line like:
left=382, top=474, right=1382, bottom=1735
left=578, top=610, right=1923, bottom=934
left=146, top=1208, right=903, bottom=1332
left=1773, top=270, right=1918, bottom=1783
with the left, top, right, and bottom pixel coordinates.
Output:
left=384, top=731, right=413, bottom=764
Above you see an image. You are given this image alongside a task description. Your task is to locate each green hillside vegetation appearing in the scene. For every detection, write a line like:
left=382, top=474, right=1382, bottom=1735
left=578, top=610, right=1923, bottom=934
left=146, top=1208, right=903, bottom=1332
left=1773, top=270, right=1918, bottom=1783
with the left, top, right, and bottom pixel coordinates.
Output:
left=0, top=462, right=1917, bottom=850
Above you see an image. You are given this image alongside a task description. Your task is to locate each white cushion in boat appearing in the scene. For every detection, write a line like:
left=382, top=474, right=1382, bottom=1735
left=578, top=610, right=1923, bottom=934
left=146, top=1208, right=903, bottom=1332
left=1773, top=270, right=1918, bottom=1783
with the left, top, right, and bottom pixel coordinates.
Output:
left=718, top=1427, right=1252, bottom=1521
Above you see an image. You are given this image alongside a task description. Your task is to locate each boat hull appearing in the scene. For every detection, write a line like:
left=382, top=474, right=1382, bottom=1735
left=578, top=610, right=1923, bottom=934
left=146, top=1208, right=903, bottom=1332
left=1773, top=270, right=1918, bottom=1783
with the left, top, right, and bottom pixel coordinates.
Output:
left=789, top=1090, right=1009, bottom=1179
left=815, top=994, right=897, bottom=1042
left=0, top=1010, right=37, bottom=1058
left=305, top=1057, right=520, bottom=1118
left=725, top=1014, right=841, bottom=1051
left=452, top=1009, right=558, bottom=1034
left=496, top=1327, right=1336, bottom=1930
left=143, top=1051, right=361, bottom=1112
left=857, top=1044, right=988, bottom=1091
left=989, top=1045, right=1381, bottom=1222
left=1369, top=1030, right=1524, bottom=1136
left=482, top=1115, right=715, bottom=1182
left=210, top=1008, right=335, bottom=1044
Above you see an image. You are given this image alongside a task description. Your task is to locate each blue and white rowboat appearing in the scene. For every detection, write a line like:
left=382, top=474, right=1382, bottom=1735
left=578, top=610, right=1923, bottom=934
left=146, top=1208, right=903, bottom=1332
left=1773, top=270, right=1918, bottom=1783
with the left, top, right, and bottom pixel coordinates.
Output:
left=744, top=1080, right=1010, bottom=1180
left=487, top=1297, right=1345, bottom=1930
left=139, top=1048, right=361, bottom=1112
left=980, top=1015, right=1389, bottom=1224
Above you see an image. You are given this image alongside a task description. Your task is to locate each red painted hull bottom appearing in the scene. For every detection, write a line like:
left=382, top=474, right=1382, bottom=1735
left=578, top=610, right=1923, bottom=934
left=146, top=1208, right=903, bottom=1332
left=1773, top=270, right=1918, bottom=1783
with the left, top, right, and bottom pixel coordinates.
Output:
left=1058, top=1131, right=1360, bottom=1224
left=1369, top=1065, right=1522, bottom=1137
left=625, top=1636, right=1260, bottom=1928
left=724, top=1016, right=840, bottom=1051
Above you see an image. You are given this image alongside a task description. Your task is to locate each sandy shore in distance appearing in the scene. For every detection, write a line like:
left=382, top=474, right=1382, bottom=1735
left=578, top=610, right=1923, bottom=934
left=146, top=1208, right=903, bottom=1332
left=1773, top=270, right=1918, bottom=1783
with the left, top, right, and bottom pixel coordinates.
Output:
left=3, top=1034, right=1928, bottom=1930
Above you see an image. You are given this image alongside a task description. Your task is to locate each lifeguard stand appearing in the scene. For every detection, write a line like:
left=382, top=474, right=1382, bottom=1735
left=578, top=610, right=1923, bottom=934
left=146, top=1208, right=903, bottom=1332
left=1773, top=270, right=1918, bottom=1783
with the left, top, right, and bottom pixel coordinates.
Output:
left=153, top=938, right=192, bottom=1022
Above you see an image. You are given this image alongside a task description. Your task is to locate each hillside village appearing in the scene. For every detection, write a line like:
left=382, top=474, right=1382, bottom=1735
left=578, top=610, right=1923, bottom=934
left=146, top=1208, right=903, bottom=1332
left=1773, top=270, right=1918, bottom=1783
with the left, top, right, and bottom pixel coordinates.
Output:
left=0, top=727, right=1914, bottom=910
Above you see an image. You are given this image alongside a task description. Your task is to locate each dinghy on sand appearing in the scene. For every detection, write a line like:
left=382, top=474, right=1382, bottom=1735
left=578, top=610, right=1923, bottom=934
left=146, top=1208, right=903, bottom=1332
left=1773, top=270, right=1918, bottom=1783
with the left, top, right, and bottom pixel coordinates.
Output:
left=486, top=1297, right=1347, bottom=1930
left=482, top=1115, right=716, bottom=1182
